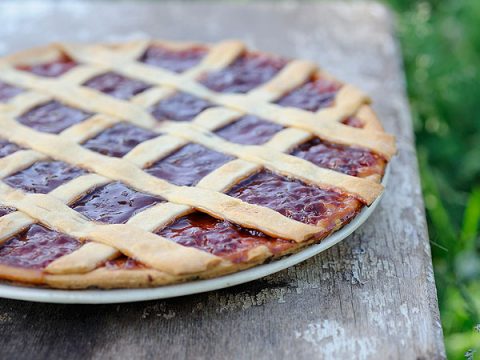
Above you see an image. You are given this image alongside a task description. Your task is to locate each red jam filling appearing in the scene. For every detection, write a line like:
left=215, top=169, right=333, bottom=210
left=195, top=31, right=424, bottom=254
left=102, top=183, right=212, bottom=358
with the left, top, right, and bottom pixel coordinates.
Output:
left=17, top=101, right=92, bottom=134
left=276, top=77, right=341, bottom=111
left=228, top=170, right=361, bottom=226
left=83, top=71, right=151, bottom=100
left=146, top=143, right=234, bottom=186
left=0, top=81, right=23, bottom=102
left=215, top=115, right=284, bottom=145
left=17, top=55, right=77, bottom=77
left=140, top=45, right=207, bottom=73
left=0, top=206, right=15, bottom=217
left=0, top=224, right=81, bottom=269
left=200, top=52, right=288, bottom=93
left=4, top=161, right=87, bottom=194
left=158, top=212, right=293, bottom=263
left=342, top=116, right=364, bottom=128
left=291, top=138, right=385, bottom=178
left=105, top=256, right=144, bottom=270
left=82, top=123, right=158, bottom=158
left=151, top=92, right=214, bottom=122
left=0, top=139, right=22, bottom=158
left=72, top=182, right=164, bottom=224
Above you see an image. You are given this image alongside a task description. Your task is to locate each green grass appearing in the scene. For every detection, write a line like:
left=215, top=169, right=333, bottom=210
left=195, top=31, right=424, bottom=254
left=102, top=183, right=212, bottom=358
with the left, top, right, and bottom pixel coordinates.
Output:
left=384, top=0, right=480, bottom=358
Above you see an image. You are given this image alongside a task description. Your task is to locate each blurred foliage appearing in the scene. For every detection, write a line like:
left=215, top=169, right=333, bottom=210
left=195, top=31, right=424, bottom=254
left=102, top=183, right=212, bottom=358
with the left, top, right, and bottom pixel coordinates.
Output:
left=384, top=0, right=480, bottom=357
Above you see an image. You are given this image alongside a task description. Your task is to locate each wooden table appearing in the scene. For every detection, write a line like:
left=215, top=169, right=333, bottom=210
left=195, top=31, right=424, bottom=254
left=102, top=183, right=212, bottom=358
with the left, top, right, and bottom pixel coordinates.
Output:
left=0, top=2, right=446, bottom=359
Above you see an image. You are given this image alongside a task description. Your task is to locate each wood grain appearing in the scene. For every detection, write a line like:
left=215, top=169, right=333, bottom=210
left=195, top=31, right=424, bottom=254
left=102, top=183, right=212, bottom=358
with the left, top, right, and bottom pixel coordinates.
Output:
left=0, top=1, right=446, bottom=359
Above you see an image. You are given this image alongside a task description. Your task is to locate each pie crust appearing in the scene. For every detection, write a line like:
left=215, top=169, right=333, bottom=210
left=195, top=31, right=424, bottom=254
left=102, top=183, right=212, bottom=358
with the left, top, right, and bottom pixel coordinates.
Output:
left=0, top=40, right=396, bottom=289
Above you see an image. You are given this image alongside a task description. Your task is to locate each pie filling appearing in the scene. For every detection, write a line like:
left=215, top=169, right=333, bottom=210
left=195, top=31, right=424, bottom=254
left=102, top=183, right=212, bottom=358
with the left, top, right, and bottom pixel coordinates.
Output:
left=291, top=138, right=385, bottom=178
left=82, top=122, right=158, bottom=158
left=215, top=115, right=284, bottom=145
left=227, top=170, right=362, bottom=227
left=200, top=52, right=288, bottom=93
left=4, top=161, right=87, bottom=194
left=139, top=45, right=208, bottom=73
left=0, top=206, right=14, bottom=218
left=158, top=211, right=294, bottom=263
left=16, top=54, right=77, bottom=78
left=151, top=92, right=214, bottom=122
left=72, top=182, right=164, bottom=224
left=146, top=143, right=234, bottom=186
left=0, top=42, right=390, bottom=285
left=342, top=116, right=364, bottom=128
left=0, top=138, right=22, bottom=158
left=276, top=76, right=341, bottom=111
left=105, top=257, right=144, bottom=270
left=0, top=224, right=81, bottom=269
left=83, top=71, right=151, bottom=100
left=17, top=100, right=92, bottom=134
left=0, top=81, right=23, bottom=102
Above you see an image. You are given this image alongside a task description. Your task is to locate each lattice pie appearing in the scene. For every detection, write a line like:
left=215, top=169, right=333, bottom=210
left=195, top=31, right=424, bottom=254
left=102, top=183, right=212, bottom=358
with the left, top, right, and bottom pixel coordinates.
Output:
left=0, top=40, right=395, bottom=288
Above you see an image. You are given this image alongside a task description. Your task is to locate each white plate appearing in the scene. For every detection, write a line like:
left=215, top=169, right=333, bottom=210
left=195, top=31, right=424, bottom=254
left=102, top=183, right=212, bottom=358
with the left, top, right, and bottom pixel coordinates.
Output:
left=0, top=167, right=389, bottom=304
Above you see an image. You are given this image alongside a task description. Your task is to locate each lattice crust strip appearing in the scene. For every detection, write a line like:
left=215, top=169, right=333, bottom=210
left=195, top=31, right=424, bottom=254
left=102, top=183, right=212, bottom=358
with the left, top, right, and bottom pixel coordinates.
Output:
left=0, top=39, right=395, bottom=288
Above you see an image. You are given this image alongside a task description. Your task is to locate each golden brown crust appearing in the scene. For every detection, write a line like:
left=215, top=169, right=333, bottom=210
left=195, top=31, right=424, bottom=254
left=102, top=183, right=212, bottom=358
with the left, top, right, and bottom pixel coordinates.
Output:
left=0, top=39, right=395, bottom=289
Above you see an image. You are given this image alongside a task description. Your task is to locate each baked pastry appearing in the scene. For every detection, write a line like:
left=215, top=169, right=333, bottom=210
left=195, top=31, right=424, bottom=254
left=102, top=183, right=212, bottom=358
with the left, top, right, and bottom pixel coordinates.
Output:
left=0, top=40, right=395, bottom=289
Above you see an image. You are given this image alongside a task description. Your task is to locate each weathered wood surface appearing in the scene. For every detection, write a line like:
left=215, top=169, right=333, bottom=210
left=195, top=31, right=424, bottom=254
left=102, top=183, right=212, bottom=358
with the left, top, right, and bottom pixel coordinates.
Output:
left=0, top=1, right=445, bottom=359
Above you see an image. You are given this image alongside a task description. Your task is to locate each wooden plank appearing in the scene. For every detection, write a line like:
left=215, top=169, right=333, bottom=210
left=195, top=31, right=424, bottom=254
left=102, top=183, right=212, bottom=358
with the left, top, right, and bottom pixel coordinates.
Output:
left=0, top=2, right=446, bottom=359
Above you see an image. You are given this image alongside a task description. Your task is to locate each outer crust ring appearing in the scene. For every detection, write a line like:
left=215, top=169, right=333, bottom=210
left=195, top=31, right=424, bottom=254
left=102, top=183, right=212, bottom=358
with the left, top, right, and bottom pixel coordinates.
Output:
left=0, top=40, right=389, bottom=289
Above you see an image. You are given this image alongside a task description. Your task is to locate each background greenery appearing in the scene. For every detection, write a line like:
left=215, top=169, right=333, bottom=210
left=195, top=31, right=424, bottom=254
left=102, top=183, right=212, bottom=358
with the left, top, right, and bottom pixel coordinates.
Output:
left=383, top=0, right=480, bottom=357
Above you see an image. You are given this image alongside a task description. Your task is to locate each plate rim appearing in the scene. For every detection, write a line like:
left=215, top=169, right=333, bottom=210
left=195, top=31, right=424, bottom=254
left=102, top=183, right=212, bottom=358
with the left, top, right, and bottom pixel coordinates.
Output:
left=0, top=166, right=389, bottom=304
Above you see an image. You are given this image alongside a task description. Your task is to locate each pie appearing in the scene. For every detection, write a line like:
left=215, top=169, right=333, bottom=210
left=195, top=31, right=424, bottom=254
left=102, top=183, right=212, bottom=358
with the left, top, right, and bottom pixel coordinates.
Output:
left=0, top=40, right=396, bottom=289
